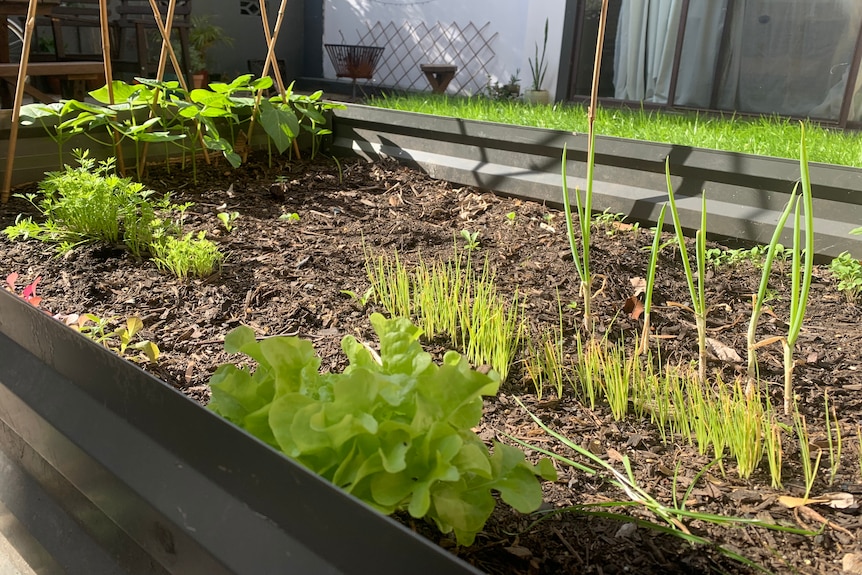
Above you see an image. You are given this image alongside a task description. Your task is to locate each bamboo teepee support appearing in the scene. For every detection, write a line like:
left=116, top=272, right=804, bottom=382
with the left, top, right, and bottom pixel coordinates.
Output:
left=2, top=0, right=39, bottom=203
left=98, top=0, right=126, bottom=174
left=244, top=0, right=298, bottom=162
left=144, top=0, right=209, bottom=166
left=147, top=0, right=187, bottom=92
left=259, top=0, right=289, bottom=96
left=2, top=0, right=116, bottom=201
left=98, top=0, right=114, bottom=102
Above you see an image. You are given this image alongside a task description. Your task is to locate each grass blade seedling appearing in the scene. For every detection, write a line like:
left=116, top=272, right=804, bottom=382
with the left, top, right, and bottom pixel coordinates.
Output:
left=825, top=391, right=842, bottom=486
left=640, top=204, right=666, bottom=355
left=793, top=408, right=822, bottom=500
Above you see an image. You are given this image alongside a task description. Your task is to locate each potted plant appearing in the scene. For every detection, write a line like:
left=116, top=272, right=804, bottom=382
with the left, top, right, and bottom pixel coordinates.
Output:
left=525, top=19, right=550, bottom=105
left=190, top=15, right=234, bottom=88
left=504, top=69, right=521, bottom=96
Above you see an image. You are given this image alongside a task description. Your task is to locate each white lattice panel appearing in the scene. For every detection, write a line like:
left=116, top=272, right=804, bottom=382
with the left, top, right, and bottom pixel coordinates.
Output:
left=341, top=21, right=498, bottom=95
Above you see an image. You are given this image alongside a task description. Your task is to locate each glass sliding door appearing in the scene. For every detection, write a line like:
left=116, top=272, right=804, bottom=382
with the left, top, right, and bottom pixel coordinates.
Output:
left=714, top=0, right=862, bottom=121
left=674, top=1, right=728, bottom=108
left=568, top=0, right=862, bottom=124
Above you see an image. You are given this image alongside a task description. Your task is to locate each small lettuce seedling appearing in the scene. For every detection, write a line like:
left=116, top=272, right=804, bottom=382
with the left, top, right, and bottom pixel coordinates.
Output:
left=217, top=210, right=240, bottom=232
left=340, top=287, right=374, bottom=307
left=67, top=313, right=160, bottom=364
left=208, top=313, right=555, bottom=546
left=460, top=229, right=480, bottom=252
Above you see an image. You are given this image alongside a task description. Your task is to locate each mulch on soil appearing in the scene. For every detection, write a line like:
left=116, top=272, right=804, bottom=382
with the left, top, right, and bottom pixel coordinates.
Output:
left=2, top=152, right=862, bottom=574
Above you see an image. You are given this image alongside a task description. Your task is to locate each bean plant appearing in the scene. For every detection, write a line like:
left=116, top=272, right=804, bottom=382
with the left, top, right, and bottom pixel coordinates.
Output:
left=19, top=75, right=345, bottom=181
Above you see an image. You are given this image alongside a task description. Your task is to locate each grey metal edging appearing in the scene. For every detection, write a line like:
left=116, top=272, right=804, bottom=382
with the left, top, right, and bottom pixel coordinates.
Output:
left=330, top=104, right=862, bottom=259
left=0, top=289, right=482, bottom=575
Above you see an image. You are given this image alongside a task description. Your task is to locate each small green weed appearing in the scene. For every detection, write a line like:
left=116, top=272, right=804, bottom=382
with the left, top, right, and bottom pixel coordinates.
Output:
left=340, top=287, right=374, bottom=307
left=704, top=244, right=786, bottom=269
left=460, top=229, right=480, bottom=251
left=592, top=209, right=628, bottom=236
left=217, top=209, right=240, bottom=232
left=829, top=252, right=862, bottom=302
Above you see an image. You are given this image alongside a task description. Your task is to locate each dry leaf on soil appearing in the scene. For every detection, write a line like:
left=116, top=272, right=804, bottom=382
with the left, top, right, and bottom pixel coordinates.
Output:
left=778, top=492, right=856, bottom=509
left=706, top=337, right=743, bottom=363
left=623, top=296, right=644, bottom=320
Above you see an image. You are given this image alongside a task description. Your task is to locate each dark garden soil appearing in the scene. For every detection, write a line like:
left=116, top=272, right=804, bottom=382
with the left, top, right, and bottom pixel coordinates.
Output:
left=2, top=152, right=862, bottom=575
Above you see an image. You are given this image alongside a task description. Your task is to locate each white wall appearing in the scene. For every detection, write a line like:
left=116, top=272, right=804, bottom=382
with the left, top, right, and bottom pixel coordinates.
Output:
left=323, top=0, right=566, bottom=99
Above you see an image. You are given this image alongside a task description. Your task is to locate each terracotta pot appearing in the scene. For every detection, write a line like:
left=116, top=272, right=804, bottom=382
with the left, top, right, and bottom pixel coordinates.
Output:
left=193, top=71, right=209, bottom=89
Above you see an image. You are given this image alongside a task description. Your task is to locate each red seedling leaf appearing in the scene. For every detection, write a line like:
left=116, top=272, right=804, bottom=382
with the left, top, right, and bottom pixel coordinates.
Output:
left=5, top=272, right=18, bottom=290
left=623, top=296, right=644, bottom=320
left=21, top=277, right=41, bottom=302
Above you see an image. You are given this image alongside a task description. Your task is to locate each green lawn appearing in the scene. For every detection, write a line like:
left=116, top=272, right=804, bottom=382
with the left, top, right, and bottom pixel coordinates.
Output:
left=366, top=94, right=862, bottom=168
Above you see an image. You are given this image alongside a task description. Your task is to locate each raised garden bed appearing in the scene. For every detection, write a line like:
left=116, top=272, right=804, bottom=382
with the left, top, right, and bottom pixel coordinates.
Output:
left=1, top=150, right=861, bottom=573
left=5, top=103, right=862, bottom=260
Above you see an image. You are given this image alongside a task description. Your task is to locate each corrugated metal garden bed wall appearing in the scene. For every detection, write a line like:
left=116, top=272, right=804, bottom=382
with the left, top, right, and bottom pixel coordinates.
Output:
left=329, top=104, right=862, bottom=260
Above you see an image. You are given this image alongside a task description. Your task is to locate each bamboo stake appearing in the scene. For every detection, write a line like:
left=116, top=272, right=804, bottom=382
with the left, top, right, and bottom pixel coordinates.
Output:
left=147, top=0, right=187, bottom=91
left=145, top=0, right=209, bottom=166
left=98, top=0, right=126, bottom=175
left=259, top=0, right=288, bottom=97
left=153, top=0, right=178, bottom=83
left=139, top=0, right=178, bottom=172
left=578, top=0, right=609, bottom=332
left=98, top=0, right=114, bottom=103
left=244, top=0, right=298, bottom=162
left=2, top=0, right=39, bottom=203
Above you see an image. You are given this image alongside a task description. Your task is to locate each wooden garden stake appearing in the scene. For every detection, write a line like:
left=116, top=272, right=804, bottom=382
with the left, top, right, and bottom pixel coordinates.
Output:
left=98, top=0, right=114, bottom=103
left=143, top=0, right=209, bottom=167
left=244, top=0, right=300, bottom=162
left=582, top=0, right=609, bottom=332
left=2, top=0, right=39, bottom=204
left=97, top=0, right=127, bottom=175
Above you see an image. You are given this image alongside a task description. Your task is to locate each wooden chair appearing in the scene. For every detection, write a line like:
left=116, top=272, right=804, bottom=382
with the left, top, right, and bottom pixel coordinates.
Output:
left=111, top=0, right=192, bottom=82
left=47, top=0, right=104, bottom=62
left=15, top=0, right=105, bottom=101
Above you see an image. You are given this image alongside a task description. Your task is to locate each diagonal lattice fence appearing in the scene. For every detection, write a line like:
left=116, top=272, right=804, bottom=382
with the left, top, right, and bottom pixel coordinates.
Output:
left=338, top=21, right=498, bottom=95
